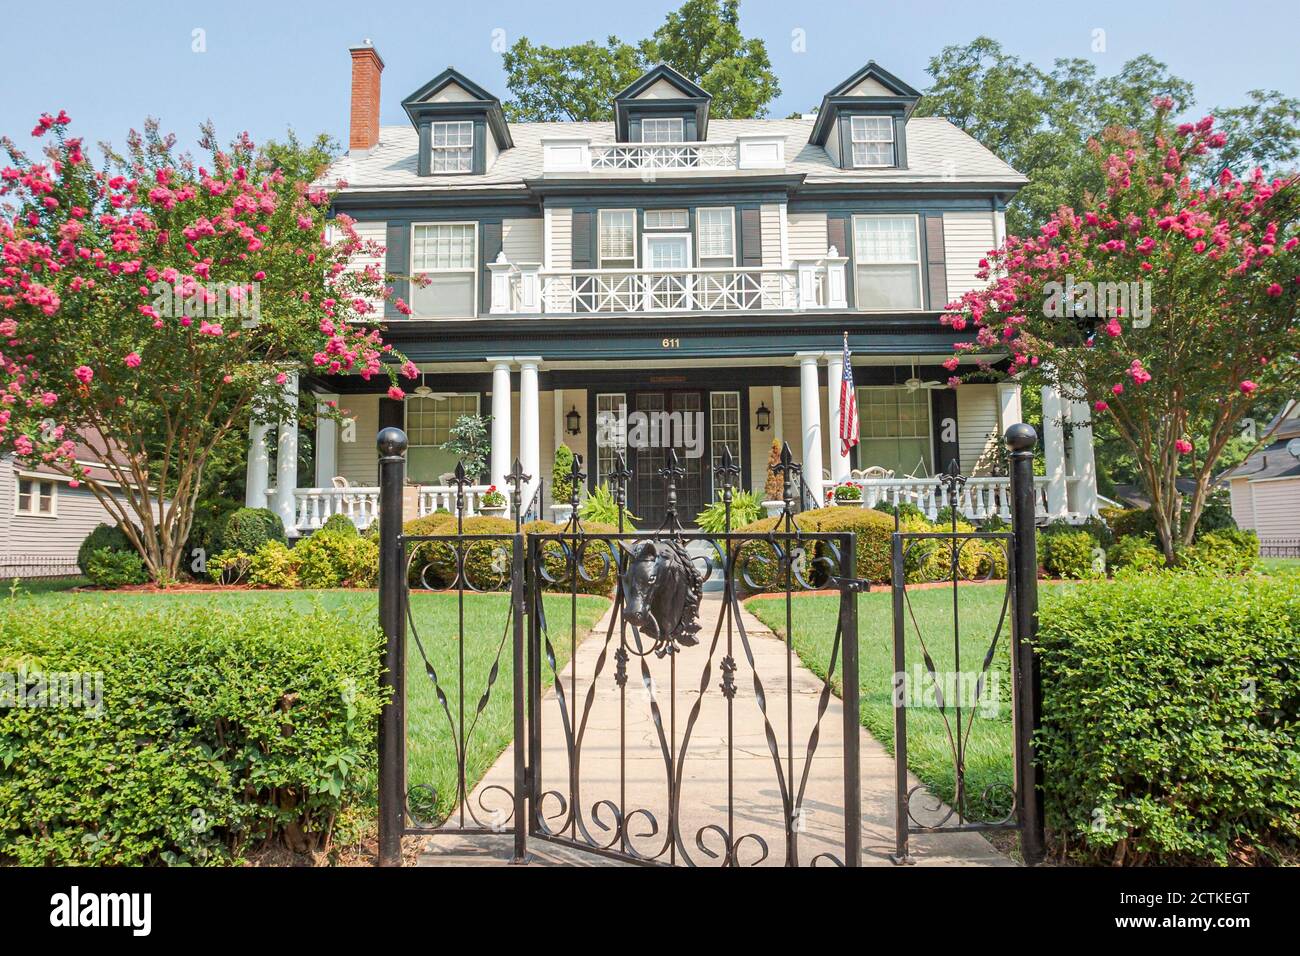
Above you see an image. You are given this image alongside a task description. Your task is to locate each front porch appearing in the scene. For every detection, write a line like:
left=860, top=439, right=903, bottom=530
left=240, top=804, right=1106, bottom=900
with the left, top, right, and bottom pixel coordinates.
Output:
left=248, top=354, right=1099, bottom=536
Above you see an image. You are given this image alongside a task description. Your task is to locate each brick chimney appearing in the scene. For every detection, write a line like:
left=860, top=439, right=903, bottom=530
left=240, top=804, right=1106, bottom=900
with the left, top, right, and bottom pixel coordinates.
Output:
left=349, top=41, right=384, bottom=152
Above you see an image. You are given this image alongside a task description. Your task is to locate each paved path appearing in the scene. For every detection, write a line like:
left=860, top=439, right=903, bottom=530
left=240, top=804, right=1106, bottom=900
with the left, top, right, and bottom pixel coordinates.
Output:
left=419, top=591, right=1010, bottom=867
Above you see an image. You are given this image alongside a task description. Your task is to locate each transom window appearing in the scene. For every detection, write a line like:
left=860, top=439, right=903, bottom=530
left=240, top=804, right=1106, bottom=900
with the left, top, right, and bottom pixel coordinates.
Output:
left=849, top=115, right=895, bottom=167
left=853, top=215, right=922, bottom=310
left=406, top=394, right=481, bottom=483
left=599, top=210, right=636, bottom=269
left=697, top=208, right=735, bottom=266
left=856, top=386, right=932, bottom=478
left=430, top=121, right=474, bottom=173
left=709, top=391, right=742, bottom=476
left=641, top=117, right=684, bottom=143
left=411, top=223, right=477, bottom=317
left=15, top=477, right=56, bottom=516
left=644, top=209, right=688, bottom=230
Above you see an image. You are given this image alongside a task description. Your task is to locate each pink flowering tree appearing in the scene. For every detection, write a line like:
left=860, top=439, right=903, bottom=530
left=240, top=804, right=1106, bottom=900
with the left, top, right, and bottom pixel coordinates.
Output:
left=0, top=114, right=417, bottom=581
left=942, top=98, right=1300, bottom=561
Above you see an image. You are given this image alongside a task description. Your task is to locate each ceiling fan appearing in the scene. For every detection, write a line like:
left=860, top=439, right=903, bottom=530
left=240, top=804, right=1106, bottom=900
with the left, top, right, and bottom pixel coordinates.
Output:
left=903, top=359, right=944, bottom=392
left=410, top=373, right=452, bottom=401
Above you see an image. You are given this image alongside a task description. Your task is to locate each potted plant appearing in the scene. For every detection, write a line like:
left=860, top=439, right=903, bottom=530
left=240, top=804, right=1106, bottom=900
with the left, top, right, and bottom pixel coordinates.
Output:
left=551, top=444, right=577, bottom=523
left=479, top=485, right=507, bottom=517
left=761, top=439, right=786, bottom=517
left=831, top=482, right=864, bottom=507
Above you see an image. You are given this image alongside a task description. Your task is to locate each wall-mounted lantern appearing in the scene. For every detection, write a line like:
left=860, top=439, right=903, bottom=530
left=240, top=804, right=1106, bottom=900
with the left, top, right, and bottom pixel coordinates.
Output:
left=565, top=406, right=582, bottom=436
left=755, top=402, right=772, bottom=432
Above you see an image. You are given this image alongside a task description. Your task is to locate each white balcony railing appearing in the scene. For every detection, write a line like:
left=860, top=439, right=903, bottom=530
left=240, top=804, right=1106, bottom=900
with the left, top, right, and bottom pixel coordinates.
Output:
left=275, top=484, right=495, bottom=534
left=416, top=485, right=494, bottom=518
left=847, top=476, right=1053, bottom=522
left=542, top=135, right=785, bottom=175
left=488, top=253, right=848, bottom=316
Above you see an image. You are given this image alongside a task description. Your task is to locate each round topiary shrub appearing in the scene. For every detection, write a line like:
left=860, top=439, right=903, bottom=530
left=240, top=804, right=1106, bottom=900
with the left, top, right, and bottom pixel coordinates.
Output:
left=77, top=523, right=134, bottom=578
left=84, top=547, right=148, bottom=587
left=219, top=507, right=286, bottom=554
left=415, top=515, right=516, bottom=591
left=318, top=513, right=359, bottom=537
left=1107, top=535, right=1164, bottom=574
left=523, top=520, right=618, bottom=596
left=1042, top=529, right=1101, bottom=579
left=732, top=512, right=819, bottom=592
left=809, top=505, right=895, bottom=585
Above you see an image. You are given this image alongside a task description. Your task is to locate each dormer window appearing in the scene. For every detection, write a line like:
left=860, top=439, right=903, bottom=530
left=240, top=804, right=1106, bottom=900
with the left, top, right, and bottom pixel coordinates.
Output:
left=642, top=117, right=684, bottom=143
left=849, top=115, right=895, bottom=167
left=430, top=121, right=474, bottom=172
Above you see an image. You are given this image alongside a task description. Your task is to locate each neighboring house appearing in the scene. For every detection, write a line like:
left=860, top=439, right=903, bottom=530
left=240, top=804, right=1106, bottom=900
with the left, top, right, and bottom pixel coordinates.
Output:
left=1221, top=400, right=1300, bottom=555
left=245, top=44, right=1101, bottom=535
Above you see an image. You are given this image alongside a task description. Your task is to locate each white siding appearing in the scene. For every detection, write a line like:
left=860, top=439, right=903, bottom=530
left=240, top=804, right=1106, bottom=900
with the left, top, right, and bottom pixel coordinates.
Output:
left=1229, top=477, right=1256, bottom=529
left=760, top=205, right=784, bottom=267
left=547, top=208, right=572, bottom=269
left=335, top=394, right=380, bottom=485
left=748, top=386, right=778, bottom=493
left=957, top=384, right=1000, bottom=475
left=786, top=213, right=828, bottom=261
left=1251, top=479, right=1300, bottom=539
left=943, top=211, right=996, bottom=303
left=3, top=475, right=121, bottom=563
left=503, top=218, right=543, bottom=264
left=349, top=219, right=387, bottom=317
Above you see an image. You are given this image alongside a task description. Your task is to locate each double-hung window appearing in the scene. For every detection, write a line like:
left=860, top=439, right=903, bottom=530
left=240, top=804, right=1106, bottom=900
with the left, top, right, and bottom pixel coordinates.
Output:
left=430, top=121, right=474, bottom=173
left=853, top=215, right=922, bottom=310
left=406, top=394, right=482, bottom=483
left=15, top=477, right=56, bottom=516
left=411, top=223, right=477, bottom=317
left=641, top=117, right=684, bottom=143
left=598, top=210, right=636, bottom=269
left=696, top=208, right=736, bottom=268
left=855, top=386, right=932, bottom=477
left=849, top=115, right=895, bottom=167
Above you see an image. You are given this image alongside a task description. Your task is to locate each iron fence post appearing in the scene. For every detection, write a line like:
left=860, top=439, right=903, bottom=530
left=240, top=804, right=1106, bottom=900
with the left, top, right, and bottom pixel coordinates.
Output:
left=838, top=532, right=862, bottom=867
left=890, top=530, right=910, bottom=864
left=1007, top=423, right=1046, bottom=865
left=511, top=532, right=528, bottom=863
left=377, top=426, right=408, bottom=867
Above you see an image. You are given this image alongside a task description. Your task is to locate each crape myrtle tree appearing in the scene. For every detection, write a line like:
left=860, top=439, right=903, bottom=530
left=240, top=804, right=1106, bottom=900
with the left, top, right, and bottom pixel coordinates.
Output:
left=941, top=99, right=1300, bottom=562
left=0, top=113, right=418, bottom=581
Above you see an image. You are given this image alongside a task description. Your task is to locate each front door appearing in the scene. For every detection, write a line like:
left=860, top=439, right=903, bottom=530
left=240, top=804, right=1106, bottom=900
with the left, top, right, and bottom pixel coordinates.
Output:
left=630, top=390, right=705, bottom=527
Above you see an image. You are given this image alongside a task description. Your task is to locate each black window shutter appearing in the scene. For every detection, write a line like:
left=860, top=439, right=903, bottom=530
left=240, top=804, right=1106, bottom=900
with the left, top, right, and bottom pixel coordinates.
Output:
left=628, top=118, right=641, bottom=143
left=572, top=211, right=595, bottom=269
left=379, top=396, right=405, bottom=434
left=739, top=207, right=762, bottom=267
left=931, top=389, right=960, bottom=476
left=481, top=220, right=502, bottom=314
left=385, top=223, right=409, bottom=319
left=827, top=214, right=851, bottom=307
left=925, top=214, right=947, bottom=310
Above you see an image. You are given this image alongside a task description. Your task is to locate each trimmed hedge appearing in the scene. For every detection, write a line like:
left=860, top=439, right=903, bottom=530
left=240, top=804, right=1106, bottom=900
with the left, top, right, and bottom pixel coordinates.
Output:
left=808, top=506, right=894, bottom=584
left=77, top=523, right=133, bottom=578
left=0, top=602, right=386, bottom=865
left=295, top=531, right=378, bottom=588
left=1042, top=529, right=1102, bottom=579
left=84, top=548, right=148, bottom=587
left=218, top=507, right=286, bottom=554
left=524, top=520, right=619, bottom=596
left=1037, top=573, right=1300, bottom=865
left=732, top=512, right=820, bottom=591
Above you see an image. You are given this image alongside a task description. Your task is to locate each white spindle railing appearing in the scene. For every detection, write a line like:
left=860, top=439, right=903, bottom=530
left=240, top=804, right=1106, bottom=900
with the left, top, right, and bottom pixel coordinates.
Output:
left=849, top=476, right=1052, bottom=522
left=417, top=485, right=493, bottom=518
left=541, top=135, right=785, bottom=174
left=285, top=486, right=381, bottom=532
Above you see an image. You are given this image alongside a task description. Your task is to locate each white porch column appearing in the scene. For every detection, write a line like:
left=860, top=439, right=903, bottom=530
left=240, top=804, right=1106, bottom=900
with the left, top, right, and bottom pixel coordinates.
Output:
left=825, top=351, right=850, bottom=484
left=996, top=380, right=1023, bottom=432
left=1067, top=394, right=1099, bottom=519
left=518, top=358, right=541, bottom=506
left=798, top=354, right=825, bottom=505
left=488, top=358, right=514, bottom=490
left=245, top=420, right=271, bottom=508
left=314, top=392, right=339, bottom=488
left=770, top=384, right=784, bottom=444
left=1041, top=384, right=1068, bottom=520
left=553, top=388, right=565, bottom=453
left=273, top=373, right=299, bottom=536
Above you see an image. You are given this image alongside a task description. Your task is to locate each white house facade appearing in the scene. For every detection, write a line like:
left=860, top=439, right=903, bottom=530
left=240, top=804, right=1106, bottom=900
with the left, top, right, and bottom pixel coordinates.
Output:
left=246, top=45, right=1101, bottom=534
left=1223, top=400, right=1300, bottom=554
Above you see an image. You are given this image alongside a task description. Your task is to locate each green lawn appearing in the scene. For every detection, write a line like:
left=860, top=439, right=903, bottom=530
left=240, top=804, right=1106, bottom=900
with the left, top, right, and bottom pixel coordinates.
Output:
left=6, top=585, right=609, bottom=827
left=748, top=583, right=1022, bottom=819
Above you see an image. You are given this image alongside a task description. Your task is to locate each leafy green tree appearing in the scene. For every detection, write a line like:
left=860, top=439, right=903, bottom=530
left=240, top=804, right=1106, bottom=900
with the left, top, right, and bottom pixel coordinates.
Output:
left=502, top=0, right=779, bottom=121
left=440, top=414, right=493, bottom=481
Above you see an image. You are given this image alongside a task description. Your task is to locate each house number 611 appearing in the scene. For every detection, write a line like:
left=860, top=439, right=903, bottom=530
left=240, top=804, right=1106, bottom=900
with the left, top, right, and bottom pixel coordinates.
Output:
left=662, top=338, right=681, bottom=349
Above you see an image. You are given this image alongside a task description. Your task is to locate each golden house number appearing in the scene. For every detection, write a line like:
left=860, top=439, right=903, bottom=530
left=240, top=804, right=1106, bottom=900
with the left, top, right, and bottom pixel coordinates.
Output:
left=661, top=337, right=681, bottom=349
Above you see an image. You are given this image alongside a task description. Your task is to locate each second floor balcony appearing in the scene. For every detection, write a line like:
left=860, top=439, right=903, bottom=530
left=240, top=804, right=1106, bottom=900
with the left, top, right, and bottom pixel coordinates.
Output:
left=542, top=135, right=787, bottom=175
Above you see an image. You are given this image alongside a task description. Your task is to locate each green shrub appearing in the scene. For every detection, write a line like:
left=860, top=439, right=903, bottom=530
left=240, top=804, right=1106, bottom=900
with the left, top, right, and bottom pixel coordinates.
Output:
left=295, top=531, right=379, bottom=588
left=418, top=516, right=516, bottom=591
left=1037, top=573, right=1300, bottom=865
left=248, top=541, right=301, bottom=588
left=695, top=489, right=763, bottom=533
left=206, top=549, right=252, bottom=585
left=402, top=513, right=457, bottom=586
left=898, top=514, right=1003, bottom=584
left=552, top=444, right=576, bottom=504
left=1182, top=528, right=1258, bottom=575
left=808, top=506, right=894, bottom=584
left=732, top=513, right=819, bottom=592
left=1101, top=506, right=1156, bottom=541
left=579, top=483, right=637, bottom=528
left=318, top=513, right=359, bottom=537
left=84, top=547, right=148, bottom=587
left=873, top=501, right=923, bottom=522
left=1042, top=530, right=1101, bottom=579
left=523, top=520, right=618, bottom=596
left=1107, top=535, right=1164, bottom=574
left=77, top=523, right=133, bottom=578
left=218, top=507, right=286, bottom=554
left=0, top=602, right=386, bottom=865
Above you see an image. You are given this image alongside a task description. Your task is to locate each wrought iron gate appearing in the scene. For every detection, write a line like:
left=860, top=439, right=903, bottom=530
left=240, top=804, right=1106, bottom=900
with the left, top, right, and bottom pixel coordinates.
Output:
left=376, top=432, right=863, bottom=867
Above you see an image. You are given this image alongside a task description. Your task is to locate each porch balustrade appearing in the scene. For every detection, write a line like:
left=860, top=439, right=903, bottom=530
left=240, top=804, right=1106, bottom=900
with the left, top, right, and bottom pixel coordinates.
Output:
left=846, top=475, right=1055, bottom=522
left=271, top=483, right=494, bottom=533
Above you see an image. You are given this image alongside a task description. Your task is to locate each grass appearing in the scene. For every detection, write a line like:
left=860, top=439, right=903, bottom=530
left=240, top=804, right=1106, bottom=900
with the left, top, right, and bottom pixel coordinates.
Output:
left=1261, top=557, right=1300, bottom=574
left=5, top=585, right=609, bottom=827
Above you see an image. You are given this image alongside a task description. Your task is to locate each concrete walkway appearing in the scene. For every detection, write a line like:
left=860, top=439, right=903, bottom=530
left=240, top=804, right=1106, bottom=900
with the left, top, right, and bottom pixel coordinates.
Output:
left=419, top=591, right=1010, bottom=867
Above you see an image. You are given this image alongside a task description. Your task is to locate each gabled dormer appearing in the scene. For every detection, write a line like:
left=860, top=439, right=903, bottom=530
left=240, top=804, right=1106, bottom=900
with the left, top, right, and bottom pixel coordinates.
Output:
left=613, top=63, right=711, bottom=143
left=809, top=62, right=921, bottom=170
left=401, top=68, right=513, bottom=176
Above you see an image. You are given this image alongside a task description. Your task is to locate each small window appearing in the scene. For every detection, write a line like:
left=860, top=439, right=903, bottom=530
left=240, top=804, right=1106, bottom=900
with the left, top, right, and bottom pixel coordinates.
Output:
left=853, top=215, right=922, bottom=310
left=411, top=223, right=477, bottom=317
left=15, top=477, right=56, bottom=516
left=599, top=210, right=636, bottom=269
left=696, top=208, right=735, bottom=267
left=644, top=209, right=688, bottom=230
left=849, top=115, right=895, bottom=167
left=641, top=117, right=684, bottom=143
left=430, top=121, right=474, bottom=173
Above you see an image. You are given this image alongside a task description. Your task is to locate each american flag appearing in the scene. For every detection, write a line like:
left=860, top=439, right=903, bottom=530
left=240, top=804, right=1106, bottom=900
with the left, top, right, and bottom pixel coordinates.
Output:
left=839, top=332, right=859, bottom=456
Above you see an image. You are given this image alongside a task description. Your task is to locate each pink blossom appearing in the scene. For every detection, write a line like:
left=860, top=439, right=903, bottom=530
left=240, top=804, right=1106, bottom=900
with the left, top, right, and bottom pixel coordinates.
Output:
left=1266, top=283, right=1283, bottom=297
left=1112, top=383, right=1124, bottom=395
left=1239, top=380, right=1258, bottom=394
left=1175, top=439, right=1192, bottom=455
left=14, top=434, right=33, bottom=455
left=124, top=352, right=141, bottom=368
left=387, top=386, right=405, bottom=401
left=1093, top=400, right=1109, bottom=412
left=74, top=365, right=93, bottom=384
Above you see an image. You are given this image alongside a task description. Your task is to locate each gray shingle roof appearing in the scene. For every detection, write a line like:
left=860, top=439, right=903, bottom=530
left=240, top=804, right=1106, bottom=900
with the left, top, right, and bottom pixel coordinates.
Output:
left=326, top=117, right=1026, bottom=193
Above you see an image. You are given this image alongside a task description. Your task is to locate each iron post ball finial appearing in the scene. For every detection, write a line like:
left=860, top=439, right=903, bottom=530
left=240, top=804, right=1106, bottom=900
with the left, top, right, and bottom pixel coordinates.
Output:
left=1005, top=422, right=1038, bottom=453
left=377, top=427, right=408, bottom=458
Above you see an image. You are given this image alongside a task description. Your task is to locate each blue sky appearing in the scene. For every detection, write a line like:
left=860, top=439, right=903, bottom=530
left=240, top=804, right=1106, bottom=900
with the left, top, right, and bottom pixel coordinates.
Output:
left=1, top=0, right=1296, bottom=156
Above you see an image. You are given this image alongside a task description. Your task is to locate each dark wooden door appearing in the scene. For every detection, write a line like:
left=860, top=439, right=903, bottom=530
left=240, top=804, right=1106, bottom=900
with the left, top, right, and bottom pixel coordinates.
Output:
left=630, top=390, right=706, bottom=527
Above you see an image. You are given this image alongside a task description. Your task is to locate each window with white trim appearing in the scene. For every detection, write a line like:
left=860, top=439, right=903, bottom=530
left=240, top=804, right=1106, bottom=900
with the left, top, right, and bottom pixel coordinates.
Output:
left=852, top=215, right=922, bottom=310
left=641, top=117, right=684, bottom=143
left=430, top=121, right=474, bottom=173
left=697, top=208, right=736, bottom=268
left=709, top=391, right=742, bottom=475
left=856, top=386, right=932, bottom=478
left=406, top=394, right=481, bottom=483
left=599, top=210, right=636, bottom=269
left=849, top=115, right=895, bottom=167
left=15, top=477, right=56, bottom=516
left=595, top=393, right=628, bottom=485
left=411, top=223, right=477, bottom=317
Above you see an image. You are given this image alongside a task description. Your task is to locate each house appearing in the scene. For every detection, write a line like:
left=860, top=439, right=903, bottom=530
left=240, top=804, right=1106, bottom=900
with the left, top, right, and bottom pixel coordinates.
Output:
left=244, top=43, right=1100, bottom=534
left=1222, top=400, right=1300, bottom=555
